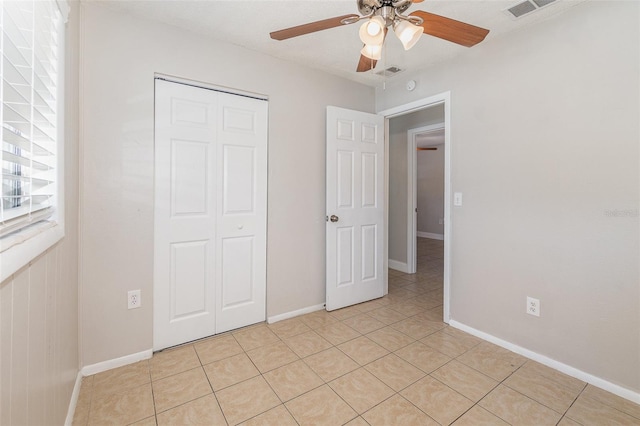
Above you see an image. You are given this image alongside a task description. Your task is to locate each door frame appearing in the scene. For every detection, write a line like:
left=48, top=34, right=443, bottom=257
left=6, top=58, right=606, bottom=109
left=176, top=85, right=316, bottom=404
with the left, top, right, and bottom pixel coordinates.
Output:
left=379, top=91, right=452, bottom=323
left=407, top=123, right=445, bottom=274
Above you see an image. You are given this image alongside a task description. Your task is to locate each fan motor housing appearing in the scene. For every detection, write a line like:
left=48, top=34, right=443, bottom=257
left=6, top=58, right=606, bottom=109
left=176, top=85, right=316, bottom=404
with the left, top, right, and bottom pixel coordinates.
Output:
left=357, top=0, right=411, bottom=17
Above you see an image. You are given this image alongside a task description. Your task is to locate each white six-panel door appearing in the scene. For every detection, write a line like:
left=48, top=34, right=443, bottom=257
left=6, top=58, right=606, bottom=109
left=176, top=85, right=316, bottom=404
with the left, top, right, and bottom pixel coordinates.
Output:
left=154, top=79, right=267, bottom=350
left=215, top=91, right=268, bottom=334
left=326, top=106, right=385, bottom=311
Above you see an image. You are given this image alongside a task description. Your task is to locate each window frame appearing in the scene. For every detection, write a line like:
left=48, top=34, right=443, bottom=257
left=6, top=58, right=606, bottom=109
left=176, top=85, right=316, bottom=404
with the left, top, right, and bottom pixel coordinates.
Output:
left=0, top=0, right=69, bottom=283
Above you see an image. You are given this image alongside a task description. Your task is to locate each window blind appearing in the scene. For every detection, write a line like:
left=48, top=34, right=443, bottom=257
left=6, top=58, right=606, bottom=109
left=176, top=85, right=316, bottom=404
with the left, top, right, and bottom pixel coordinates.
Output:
left=1, top=0, right=60, bottom=237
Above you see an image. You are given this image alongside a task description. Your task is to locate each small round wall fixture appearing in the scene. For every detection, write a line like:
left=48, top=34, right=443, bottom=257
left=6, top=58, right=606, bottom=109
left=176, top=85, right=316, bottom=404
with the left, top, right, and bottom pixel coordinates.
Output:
left=406, top=79, right=416, bottom=91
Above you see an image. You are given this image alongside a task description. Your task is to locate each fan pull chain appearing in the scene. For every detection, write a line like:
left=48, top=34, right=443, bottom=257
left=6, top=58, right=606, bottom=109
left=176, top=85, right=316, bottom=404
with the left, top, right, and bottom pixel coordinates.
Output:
left=382, top=36, right=387, bottom=91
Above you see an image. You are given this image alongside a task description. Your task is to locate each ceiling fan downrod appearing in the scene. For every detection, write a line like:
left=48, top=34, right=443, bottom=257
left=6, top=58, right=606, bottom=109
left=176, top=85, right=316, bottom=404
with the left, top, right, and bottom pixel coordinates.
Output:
left=341, top=0, right=424, bottom=27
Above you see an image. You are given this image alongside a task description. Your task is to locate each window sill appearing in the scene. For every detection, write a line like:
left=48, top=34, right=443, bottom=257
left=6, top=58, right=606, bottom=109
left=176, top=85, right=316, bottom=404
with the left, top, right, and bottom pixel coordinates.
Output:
left=0, top=221, right=64, bottom=283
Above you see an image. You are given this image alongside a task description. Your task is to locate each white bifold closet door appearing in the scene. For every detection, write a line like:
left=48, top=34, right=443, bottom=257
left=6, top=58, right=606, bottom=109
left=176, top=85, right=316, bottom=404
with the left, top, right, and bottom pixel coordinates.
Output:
left=154, top=79, right=267, bottom=351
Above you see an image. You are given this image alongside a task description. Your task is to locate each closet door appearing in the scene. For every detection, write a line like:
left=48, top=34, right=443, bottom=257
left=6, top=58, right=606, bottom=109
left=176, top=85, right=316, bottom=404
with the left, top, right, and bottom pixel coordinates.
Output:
left=215, top=93, right=268, bottom=333
left=154, top=79, right=218, bottom=350
left=154, top=79, right=267, bottom=350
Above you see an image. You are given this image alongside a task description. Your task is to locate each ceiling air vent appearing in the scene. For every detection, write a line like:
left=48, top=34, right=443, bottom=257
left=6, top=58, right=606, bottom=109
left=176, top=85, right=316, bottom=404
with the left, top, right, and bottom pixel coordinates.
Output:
left=532, top=0, right=556, bottom=7
left=504, top=0, right=557, bottom=19
left=376, top=66, right=403, bottom=77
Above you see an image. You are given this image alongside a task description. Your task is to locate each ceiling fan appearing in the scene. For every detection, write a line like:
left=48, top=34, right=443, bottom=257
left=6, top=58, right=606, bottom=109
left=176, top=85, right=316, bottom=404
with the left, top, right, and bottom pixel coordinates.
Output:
left=270, top=0, right=490, bottom=73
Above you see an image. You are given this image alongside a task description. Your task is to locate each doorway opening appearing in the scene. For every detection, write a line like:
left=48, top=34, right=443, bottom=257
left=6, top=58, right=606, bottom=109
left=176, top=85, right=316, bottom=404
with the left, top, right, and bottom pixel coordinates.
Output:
left=407, top=124, right=445, bottom=274
left=380, top=92, right=452, bottom=323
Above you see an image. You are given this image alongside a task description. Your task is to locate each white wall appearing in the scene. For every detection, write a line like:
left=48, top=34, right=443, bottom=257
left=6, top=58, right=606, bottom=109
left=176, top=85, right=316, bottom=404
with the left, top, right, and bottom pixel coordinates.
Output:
left=417, top=144, right=445, bottom=236
left=0, top=1, right=80, bottom=423
left=378, top=1, right=639, bottom=394
left=79, top=3, right=375, bottom=366
left=388, top=106, right=444, bottom=263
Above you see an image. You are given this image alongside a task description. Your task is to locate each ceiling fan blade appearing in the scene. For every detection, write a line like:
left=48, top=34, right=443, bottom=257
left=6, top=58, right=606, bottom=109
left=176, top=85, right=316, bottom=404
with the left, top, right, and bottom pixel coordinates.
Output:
left=356, top=54, right=378, bottom=73
left=270, top=14, right=359, bottom=40
left=410, top=10, right=489, bottom=47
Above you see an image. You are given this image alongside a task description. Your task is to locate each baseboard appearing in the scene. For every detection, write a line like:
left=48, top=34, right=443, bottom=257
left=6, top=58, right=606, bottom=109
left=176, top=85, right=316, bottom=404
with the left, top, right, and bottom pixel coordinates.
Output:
left=417, top=231, right=444, bottom=240
left=449, top=320, right=640, bottom=405
left=267, top=303, right=325, bottom=324
left=64, top=371, right=83, bottom=426
left=80, top=349, right=153, bottom=377
left=388, top=259, right=409, bottom=273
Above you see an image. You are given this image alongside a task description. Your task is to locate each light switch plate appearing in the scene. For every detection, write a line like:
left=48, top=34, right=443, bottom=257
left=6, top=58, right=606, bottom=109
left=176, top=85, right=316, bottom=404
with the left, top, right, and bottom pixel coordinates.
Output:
left=454, top=192, right=463, bottom=206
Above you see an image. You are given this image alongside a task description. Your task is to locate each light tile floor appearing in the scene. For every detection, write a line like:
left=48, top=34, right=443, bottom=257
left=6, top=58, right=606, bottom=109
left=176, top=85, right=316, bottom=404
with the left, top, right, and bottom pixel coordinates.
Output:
left=73, top=239, right=640, bottom=425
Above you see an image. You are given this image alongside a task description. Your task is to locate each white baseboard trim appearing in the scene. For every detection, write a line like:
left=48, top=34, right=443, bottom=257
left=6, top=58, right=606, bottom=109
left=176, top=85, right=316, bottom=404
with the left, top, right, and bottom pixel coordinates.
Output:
left=64, top=371, right=83, bottom=426
left=267, top=303, right=325, bottom=324
left=449, top=320, right=640, bottom=405
left=388, top=259, right=409, bottom=273
left=417, top=232, right=444, bottom=240
left=81, top=349, right=153, bottom=377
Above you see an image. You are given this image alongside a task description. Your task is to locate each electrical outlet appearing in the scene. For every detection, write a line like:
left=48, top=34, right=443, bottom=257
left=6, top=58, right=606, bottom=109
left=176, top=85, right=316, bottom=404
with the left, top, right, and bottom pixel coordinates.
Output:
left=128, top=290, right=141, bottom=309
left=526, top=296, right=540, bottom=317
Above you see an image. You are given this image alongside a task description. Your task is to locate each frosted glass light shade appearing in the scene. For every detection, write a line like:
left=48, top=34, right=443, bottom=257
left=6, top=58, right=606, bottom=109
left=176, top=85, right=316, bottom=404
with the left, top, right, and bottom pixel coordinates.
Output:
left=359, top=16, right=386, bottom=46
left=394, top=20, right=424, bottom=50
left=361, top=44, right=382, bottom=60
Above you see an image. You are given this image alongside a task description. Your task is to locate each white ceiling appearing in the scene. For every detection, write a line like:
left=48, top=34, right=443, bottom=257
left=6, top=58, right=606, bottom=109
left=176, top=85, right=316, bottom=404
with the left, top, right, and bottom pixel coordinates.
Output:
left=91, top=0, right=587, bottom=86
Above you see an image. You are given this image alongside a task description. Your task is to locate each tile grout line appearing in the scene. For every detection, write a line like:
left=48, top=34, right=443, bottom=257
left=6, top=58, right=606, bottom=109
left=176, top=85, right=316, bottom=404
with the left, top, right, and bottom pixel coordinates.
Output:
left=198, top=354, right=229, bottom=426
left=501, top=361, right=586, bottom=419
left=567, top=383, right=640, bottom=423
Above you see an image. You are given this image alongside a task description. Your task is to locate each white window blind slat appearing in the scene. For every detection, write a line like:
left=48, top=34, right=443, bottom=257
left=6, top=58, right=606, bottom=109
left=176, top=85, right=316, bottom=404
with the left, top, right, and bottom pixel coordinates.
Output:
left=1, top=0, right=60, bottom=237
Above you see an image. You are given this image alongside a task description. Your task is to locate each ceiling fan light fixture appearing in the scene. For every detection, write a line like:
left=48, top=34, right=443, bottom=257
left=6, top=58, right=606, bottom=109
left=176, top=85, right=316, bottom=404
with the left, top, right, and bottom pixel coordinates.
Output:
left=361, top=43, right=382, bottom=60
left=394, top=19, right=424, bottom=50
left=269, top=0, right=491, bottom=74
left=359, top=15, right=386, bottom=45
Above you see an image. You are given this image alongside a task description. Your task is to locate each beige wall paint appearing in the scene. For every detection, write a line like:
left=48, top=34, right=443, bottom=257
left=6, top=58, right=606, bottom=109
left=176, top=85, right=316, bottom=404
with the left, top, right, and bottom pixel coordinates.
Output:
left=0, top=1, right=80, bottom=423
left=388, top=106, right=444, bottom=264
left=417, top=144, right=445, bottom=235
left=79, top=4, right=375, bottom=366
left=378, top=1, right=639, bottom=393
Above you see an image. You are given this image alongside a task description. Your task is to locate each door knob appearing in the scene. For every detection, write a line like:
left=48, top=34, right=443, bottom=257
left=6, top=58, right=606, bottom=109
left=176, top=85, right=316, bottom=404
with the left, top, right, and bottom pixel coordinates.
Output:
left=330, top=215, right=339, bottom=223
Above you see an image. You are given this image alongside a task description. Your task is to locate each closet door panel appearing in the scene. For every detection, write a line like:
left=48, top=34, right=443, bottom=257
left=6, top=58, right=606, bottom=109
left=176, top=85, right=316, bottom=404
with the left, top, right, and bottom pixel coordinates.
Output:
left=154, top=79, right=217, bottom=350
left=215, top=93, right=268, bottom=334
